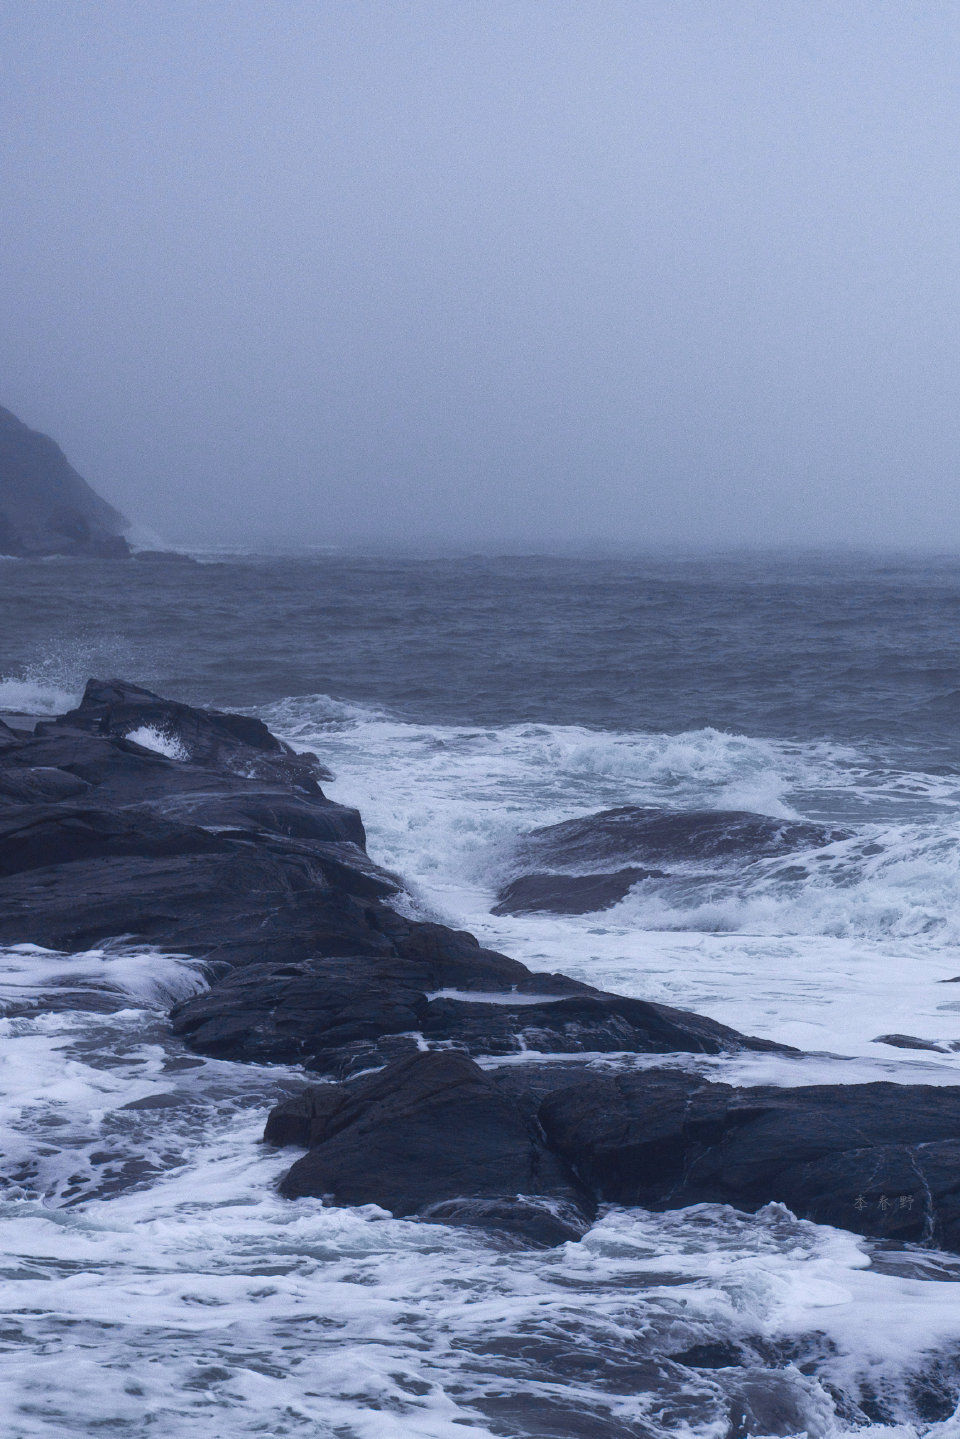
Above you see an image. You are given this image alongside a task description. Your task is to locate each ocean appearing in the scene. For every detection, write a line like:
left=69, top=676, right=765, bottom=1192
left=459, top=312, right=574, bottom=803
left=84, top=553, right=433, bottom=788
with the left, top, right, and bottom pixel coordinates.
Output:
left=3, top=550, right=960, bottom=1437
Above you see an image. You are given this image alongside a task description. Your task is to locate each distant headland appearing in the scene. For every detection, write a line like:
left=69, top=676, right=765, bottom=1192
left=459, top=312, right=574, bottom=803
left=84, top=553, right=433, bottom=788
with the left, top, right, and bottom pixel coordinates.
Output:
left=0, top=404, right=131, bottom=558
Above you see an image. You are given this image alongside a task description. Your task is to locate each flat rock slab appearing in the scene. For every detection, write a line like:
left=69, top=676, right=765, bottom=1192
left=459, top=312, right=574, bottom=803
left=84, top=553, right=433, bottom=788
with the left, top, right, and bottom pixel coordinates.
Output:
left=539, top=1068, right=960, bottom=1250
left=268, top=1055, right=960, bottom=1253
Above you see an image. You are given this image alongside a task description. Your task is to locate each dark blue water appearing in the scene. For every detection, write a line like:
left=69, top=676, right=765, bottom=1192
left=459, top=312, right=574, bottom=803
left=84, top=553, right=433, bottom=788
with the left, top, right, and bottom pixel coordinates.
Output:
left=3, top=552, right=960, bottom=760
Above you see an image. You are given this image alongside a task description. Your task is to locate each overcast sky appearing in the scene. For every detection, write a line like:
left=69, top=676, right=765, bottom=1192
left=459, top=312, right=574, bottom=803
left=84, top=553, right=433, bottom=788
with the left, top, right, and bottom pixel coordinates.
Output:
left=2, top=1, right=960, bottom=549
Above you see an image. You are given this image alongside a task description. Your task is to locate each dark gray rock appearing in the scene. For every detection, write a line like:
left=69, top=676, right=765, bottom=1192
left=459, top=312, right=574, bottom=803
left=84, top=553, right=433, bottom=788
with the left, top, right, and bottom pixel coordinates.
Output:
left=142, top=789, right=365, bottom=848
left=517, top=805, right=848, bottom=870
left=50, top=678, right=331, bottom=786
left=416, top=991, right=769, bottom=1059
left=0, top=804, right=230, bottom=878
left=0, top=848, right=392, bottom=964
left=172, top=954, right=432, bottom=1064
left=171, top=948, right=768, bottom=1072
left=12, top=679, right=919, bottom=1255
left=270, top=1050, right=594, bottom=1244
left=874, top=1033, right=948, bottom=1053
left=492, top=866, right=664, bottom=915
left=0, top=765, right=92, bottom=804
left=0, top=404, right=130, bottom=558
left=538, top=1069, right=960, bottom=1250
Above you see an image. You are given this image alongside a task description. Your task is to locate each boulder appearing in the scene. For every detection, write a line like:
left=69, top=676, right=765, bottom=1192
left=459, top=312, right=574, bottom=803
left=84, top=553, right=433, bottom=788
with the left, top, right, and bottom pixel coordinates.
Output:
left=49, top=678, right=331, bottom=786
left=268, top=1050, right=594, bottom=1245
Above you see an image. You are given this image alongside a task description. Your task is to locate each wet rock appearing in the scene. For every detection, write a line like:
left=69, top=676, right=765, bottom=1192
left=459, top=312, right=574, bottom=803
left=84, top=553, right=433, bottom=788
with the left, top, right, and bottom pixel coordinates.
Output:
left=874, top=1033, right=948, bottom=1053
left=0, top=680, right=820, bottom=1248
left=171, top=947, right=774, bottom=1070
left=172, top=954, right=432, bottom=1064
left=492, top=867, right=664, bottom=915
left=270, top=1050, right=594, bottom=1244
left=538, top=1068, right=960, bottom=1251
left=0, top=848, right=392, bottom=963
left=50, top=678, right=330, bottom=786
left=417, top=991, right=768, bottom=1059
left=0, top=804, right=230, bottom=878
left=0, top=683, right=390, bottom=961
left=143, top=789, right=366, bottom=848
left=0, top=765, right=92, bottom=804
left=517, top=805, right=848, bottom=870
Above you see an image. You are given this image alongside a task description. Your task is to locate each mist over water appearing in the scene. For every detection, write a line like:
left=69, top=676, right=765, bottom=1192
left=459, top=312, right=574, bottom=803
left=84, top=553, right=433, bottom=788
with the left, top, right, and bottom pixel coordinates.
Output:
left=4, top=2, right=960, bottom=550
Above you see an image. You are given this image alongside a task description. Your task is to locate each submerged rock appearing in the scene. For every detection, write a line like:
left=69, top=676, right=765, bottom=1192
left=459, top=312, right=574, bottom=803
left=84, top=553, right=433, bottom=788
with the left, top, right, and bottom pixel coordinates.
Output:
left=874, top=1033, right=949, bottom=1053
left=0, top=403, right=131, bottom=558
left=492, top=866, right=664, bottom=915
left=492, top=804, right=850, bottom=916
left=516, top=805, right=848, bottom=869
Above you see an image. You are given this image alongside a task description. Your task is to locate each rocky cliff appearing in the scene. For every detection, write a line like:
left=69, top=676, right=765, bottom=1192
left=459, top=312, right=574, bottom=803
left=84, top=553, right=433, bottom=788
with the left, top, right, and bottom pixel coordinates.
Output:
left=0, top=404, right=130, bottom=558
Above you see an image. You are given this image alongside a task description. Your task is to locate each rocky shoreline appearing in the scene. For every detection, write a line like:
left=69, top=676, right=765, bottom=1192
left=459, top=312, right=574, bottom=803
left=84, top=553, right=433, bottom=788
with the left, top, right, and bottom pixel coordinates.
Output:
left=3, top=679, right=960, bottom=1251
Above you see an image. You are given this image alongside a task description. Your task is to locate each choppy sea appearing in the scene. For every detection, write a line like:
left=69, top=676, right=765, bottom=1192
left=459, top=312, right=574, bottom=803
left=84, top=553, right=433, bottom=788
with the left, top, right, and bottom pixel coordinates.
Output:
left=4, top=550, right=960, bottom=1437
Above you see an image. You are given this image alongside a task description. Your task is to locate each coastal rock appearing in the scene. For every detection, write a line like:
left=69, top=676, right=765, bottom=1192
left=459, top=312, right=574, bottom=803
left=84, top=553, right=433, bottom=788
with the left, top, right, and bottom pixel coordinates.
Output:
left=874, top=1033, right=949, bottom=1053
left=268, top=1050, right=594, bottom=1244
left=0, top=804, right=230, bottom=878
left=0, top=403, right=131, bottom=558
left=11, top=679, right=960, bottom=1258
left=50, top=678, right=332, bottom=786
left=171, top=943, right=760, bottom=1071
left=0, top=848, right=393, bottom=965
left=515, top=806, right=848, bottom=869
left=0, top=684, right=391, bottom=962
left=538, top=1069, right=960, bottom=1249
left=492, top=866, right=664, bottom=915
left=0, top=681, right=771, bottom=1082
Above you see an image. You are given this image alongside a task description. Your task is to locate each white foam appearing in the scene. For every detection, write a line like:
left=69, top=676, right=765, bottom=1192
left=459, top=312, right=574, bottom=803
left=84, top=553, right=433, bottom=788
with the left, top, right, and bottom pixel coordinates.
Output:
left=426, top=988, right=567, bottom=1005
left=125, top=724, right=189, bottom=761
left=0, top=945, right=957, bottom=1431
left=0, top=675, right=79, bottom=716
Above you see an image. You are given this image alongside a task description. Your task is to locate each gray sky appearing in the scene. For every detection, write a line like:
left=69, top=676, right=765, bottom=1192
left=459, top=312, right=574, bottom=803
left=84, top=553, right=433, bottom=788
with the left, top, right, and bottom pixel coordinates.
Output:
left=2, top=1, right=960, bottom=549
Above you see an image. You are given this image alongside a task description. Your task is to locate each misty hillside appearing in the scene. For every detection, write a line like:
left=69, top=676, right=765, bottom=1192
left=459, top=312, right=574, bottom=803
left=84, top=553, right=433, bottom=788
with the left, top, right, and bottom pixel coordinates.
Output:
left=0, top=404, right=129, bottom=558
